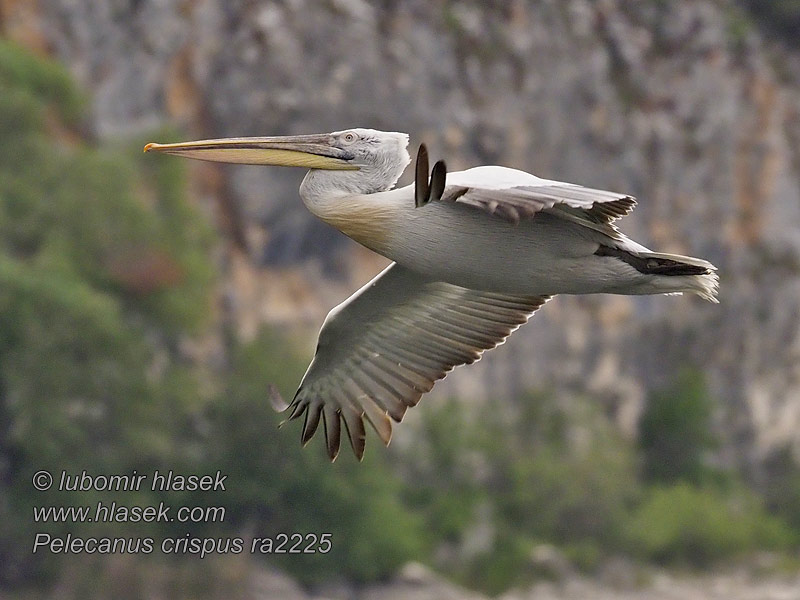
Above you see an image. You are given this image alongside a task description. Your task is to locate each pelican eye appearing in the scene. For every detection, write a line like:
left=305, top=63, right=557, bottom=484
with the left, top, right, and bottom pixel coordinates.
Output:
left=341, top=131, right=358, bottom=144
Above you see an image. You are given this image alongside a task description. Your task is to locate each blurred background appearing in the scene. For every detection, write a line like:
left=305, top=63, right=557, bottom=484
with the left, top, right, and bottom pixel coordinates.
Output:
left=1, top=1, right=800, bottom=598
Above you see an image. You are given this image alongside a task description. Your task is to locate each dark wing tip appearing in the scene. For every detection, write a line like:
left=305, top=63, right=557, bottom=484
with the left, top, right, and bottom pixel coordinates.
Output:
left=341, top=410, right=367, bottom=461
left=301, top=404, right=322, bottom=446
left=323, top=408, right=342, bottom=462
left=428, top=159, right=447, bottom=203
left=415, top=144, right=430, bottom=208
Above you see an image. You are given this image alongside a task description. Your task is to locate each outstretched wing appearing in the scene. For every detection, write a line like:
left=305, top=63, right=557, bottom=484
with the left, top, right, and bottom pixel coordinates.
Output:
left=279, top=262, right=550, bottom=461
left=433, top=166, right=636, bottom=227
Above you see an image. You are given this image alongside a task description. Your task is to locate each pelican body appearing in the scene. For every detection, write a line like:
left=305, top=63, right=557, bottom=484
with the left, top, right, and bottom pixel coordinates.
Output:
left=145, top=128, right=718, bottom=460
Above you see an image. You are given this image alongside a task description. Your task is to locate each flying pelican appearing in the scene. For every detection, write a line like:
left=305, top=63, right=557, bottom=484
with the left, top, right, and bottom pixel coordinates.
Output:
left=144, top=129, right=718, bottom=461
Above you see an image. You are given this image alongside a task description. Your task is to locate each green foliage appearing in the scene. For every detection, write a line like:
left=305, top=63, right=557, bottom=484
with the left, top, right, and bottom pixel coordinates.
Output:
left=0, top=40, right=217, bottom=586
left=403, top=376, right=799, bottom=592
left=404, top=393, right=640, bottom=593
left=631, top=371, right=795, bottom=566
left=0, top=48, right=215, bottom=334
left=400, top=399, right=490, bottom=545
left=624, top=483, right=792, bottom=566
left=0, top=41, right=84, bottom=125
left=725, top=4, right=754, bottom=51
left=761, top=446, right=800, bottom=537
left=638, top=369, right=719, bottom=485
left=492, top=397, right=638, bottom=546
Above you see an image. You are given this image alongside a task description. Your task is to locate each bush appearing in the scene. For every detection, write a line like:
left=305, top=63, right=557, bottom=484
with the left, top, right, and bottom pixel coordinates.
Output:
left=761, top=446, right=800, bottom=539
left=0, top=40, right=217, bottom=586
left=624, top=483, right=792, bottom=566
left=402, top=392, right=641, bottom=593
left=638, top=369, right=719, bottom=486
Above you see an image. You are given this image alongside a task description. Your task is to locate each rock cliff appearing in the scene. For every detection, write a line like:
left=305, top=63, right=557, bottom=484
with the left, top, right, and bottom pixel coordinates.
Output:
left=3, top=0, right=800, bottom=472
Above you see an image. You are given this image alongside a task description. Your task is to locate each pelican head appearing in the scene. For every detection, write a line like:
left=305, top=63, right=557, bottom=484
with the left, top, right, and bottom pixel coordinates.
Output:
left=144, top=128, right=410, bottom=200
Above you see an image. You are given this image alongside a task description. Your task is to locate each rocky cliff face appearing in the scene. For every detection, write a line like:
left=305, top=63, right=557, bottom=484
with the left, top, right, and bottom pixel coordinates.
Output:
left=3, top=0, right=800, bottom=471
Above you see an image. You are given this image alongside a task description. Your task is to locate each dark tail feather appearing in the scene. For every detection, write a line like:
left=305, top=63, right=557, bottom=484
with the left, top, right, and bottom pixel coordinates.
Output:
left=595, top=245, right=711, bottom=276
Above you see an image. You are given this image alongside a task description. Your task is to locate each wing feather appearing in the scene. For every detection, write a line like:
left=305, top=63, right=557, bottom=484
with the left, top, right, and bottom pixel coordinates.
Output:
left=340, top=404, right=367, bottom=459
left=438, top=180, right=636, bottom=227
left=322, top=405, right=341, bottom=460
left=301, top=403, right=322, bottom=446
left=281, top=262, right=550, bottom=460
left=359, top=397, right=393, bottom=445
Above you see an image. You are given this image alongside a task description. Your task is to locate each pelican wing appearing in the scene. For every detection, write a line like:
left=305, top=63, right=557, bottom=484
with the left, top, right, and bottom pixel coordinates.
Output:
left=436, top=166, right=636, bottom=227
left=281, top=262, right=550, bottom=461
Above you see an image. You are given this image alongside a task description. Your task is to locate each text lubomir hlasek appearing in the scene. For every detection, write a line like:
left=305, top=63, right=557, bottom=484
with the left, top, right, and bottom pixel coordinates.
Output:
left=58, top=470, right=226, bottom=492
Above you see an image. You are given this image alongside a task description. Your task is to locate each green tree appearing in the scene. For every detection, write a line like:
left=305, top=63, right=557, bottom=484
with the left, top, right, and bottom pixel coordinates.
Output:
left=624, top=483, right=791, bottom=566
left=638, top=370, right=717, bottom=485
left=404, top=392, right=640, bottom=594
left=0, top=39, right=215, bottom=586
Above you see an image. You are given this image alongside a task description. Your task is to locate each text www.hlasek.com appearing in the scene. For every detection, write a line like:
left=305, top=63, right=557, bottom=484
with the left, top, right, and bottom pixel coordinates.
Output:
left=31, top=469, right=332, bottom=558
left=33, top=501, right=225, bottom=524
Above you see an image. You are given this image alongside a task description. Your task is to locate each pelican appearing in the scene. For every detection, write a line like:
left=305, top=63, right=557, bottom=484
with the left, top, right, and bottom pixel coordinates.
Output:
left=144, top=128, right=718, bottom=461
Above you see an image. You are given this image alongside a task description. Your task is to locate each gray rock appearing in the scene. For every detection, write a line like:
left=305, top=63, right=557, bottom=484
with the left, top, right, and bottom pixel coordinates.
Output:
left=12, top=0, right=800, bottom=475
left=361, top=562, right=486, bottom=600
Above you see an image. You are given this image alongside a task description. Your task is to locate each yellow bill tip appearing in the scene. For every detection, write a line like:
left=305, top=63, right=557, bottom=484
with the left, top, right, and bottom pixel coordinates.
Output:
left=143, top=142, right=158, bottom=153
